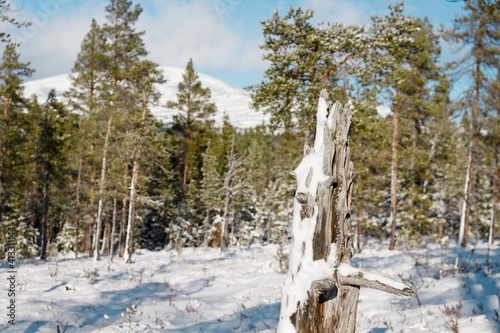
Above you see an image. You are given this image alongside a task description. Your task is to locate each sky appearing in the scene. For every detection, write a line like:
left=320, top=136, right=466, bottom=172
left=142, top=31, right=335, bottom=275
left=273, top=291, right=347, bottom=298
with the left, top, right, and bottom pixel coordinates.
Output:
left=3, top=0, right=467, bottom=89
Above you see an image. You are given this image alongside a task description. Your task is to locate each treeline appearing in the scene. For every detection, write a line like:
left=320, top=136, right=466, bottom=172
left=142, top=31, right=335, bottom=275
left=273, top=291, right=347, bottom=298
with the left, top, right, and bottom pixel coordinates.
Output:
left=0, top=0, right=498, bottom=261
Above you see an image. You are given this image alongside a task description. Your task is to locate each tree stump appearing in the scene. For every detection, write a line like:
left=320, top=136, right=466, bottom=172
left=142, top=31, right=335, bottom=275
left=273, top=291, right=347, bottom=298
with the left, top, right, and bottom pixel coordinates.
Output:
left=277, top=90, right=415, bottom=333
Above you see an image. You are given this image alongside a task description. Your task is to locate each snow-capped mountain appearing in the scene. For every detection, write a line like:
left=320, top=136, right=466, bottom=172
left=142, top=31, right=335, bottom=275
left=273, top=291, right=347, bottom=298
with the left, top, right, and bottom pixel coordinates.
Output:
left=23, top=66, right=269, bottom=129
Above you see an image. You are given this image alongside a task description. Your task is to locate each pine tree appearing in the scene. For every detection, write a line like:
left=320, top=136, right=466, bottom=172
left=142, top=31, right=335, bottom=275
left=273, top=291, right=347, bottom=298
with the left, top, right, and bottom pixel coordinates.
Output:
left=167, top=58, right=216, bottom=187
left=444, top=0, right=500, bottom=247
left=65, top=19, right=108, bottom=257
left=349, top=97, right=392, bottom=250
left=95, top=0, right=150, bottom=261
left=367, top=2, right=424, bottom=250
left=248, top=7, right=365, bottom=143
left=123, top=60, right=164, bottom=263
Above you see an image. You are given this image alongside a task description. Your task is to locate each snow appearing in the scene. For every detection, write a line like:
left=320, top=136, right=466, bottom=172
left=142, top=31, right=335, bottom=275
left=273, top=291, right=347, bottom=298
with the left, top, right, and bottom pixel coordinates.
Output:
left=23, top=66, right=269, bottom=129
left=1, top=243, right=499, bottom=332
left=376, top=104, right=392, bottom=117
left=277, top=95, right=333, bottom=332
left=337, top=262, right=411, bottom=293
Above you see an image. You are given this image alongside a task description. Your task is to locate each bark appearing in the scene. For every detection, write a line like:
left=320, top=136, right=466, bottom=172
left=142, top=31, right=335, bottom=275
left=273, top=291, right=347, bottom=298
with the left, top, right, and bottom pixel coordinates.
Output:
left=85, top=173, right=95, bottom=255
left=94, top=114, right=113, bottom=261
left=124, top=90, right=148, bottom=263
left=119, top=196, right=127, bottom=257
left=279, top=93, right=358, bottom=332
left=124, top=147, right=140, bottom=263
left=460, top=57, right=480, bottom=248
left=103, top=220, right=111, bottom=253
left=279, top=92, right=415, bottom=333
left=459, top=139, right=474, bottom=246
left=389, top=87, right=399, bottom=251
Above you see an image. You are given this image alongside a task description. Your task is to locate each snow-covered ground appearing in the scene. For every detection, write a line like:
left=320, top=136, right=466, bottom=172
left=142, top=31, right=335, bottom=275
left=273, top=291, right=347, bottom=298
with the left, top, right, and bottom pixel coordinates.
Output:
left=23, top=66, right=269, bottom=129
left=1, top=242, right=499, bottom=332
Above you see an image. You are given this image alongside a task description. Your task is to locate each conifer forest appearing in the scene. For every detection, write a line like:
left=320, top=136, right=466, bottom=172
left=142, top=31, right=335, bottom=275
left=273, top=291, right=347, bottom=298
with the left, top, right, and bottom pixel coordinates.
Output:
left=1, top=0, right=500, bottom=332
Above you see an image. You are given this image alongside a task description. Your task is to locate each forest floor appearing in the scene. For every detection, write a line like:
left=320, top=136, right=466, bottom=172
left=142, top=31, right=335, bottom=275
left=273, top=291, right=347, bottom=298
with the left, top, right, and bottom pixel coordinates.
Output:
left=1, top=241, right=499, bottom=332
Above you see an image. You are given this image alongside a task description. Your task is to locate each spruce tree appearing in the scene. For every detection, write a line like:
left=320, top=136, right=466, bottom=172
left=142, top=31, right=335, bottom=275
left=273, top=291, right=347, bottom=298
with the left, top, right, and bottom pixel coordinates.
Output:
left=0, top=43, right=35, bottom=258
left=0, top=44, right=34, bottom=222
left=201, top=140, right=223, bottom=246
left=396, top=18, right=450, bottom=246
left=28, top=91, right=76, bottom=260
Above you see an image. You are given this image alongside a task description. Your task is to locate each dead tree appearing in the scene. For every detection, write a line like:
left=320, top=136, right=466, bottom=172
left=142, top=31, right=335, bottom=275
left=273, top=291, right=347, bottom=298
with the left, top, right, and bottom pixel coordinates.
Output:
left=277, top=91, right=416, bottom=333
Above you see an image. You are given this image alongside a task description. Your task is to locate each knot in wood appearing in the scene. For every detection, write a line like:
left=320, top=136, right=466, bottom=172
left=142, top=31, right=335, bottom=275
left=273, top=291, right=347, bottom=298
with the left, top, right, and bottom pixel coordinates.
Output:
left=295, top=192, right=315, bottom=219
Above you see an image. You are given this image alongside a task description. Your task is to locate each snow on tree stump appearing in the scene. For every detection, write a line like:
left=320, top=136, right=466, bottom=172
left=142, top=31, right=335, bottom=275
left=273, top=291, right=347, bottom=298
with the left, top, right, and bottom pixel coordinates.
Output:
left=277, top=90, right=416, bottom=333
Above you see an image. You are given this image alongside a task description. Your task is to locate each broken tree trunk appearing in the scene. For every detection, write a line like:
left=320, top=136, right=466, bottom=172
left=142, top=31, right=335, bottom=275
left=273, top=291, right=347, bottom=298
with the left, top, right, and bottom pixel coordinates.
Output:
left=277, top=91, right=416, bottom=333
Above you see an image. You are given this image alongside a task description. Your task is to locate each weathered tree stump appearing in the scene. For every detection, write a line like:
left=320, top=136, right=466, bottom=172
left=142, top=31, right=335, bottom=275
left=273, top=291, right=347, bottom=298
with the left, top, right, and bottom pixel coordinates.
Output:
left=277, top=91, right=415, bottom=333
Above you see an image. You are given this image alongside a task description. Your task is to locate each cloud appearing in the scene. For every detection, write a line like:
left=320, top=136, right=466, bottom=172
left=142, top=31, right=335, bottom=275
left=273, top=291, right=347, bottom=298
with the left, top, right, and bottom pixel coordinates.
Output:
left=138, top=1, right=264, bottom=73
left=5, top=0, right=264, bottom=84
left=300, top=0, right=373, bottom=26
left=8, top=0, right=106, bottom=80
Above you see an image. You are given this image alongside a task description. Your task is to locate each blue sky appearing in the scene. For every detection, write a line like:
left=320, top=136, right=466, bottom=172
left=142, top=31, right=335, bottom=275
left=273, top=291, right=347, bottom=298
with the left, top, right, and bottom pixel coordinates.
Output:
left=4, top=0, right=467, bottom=89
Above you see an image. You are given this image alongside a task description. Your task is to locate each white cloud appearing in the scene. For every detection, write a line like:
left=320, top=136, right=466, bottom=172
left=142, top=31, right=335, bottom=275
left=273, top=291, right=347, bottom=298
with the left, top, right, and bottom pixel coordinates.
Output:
left=301, top=0, right=373, bottom=26
left=138, top=1, right=264, bottom=73
left=9, top=0, right=106, bottom=80
left=6, top=0, right=264, bottom=84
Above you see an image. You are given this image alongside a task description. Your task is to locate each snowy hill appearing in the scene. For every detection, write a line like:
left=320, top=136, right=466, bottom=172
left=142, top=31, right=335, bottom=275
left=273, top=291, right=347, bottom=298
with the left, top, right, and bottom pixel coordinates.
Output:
left=23, top=66, right=269, bottom=129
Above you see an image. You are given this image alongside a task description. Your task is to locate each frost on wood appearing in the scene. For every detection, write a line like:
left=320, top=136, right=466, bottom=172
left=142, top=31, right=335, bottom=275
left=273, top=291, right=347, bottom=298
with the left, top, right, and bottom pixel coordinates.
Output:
left=278, top=90, right=416, bottom=333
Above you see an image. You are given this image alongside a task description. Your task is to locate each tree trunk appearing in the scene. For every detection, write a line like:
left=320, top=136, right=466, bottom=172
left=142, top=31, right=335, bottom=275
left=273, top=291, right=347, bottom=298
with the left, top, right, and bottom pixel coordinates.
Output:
left=459, top=59, right=480, bottom=248
left=490, top=151, right=498, bottom=246
left=40, top=171, right=49, bottom=260
left=102, top=220, right=111, bottom=253
left=110, top=197, right=117, bottom=261
left=278, top=91, right=415, bottom=332
left=124, top=90, right=148, bottom=263
left=203, top=207, right=210, bottom=247
left=74, top=156, right=83, bottom=258
left=94, top=114, right=113, bottom=261
left=85, top=173, right=95, bottom=256
left=124, top=147, right=140, bottom=263
left=119, top=196, right=127, bottom=257
left=389, top=88, right=399, bottom=250
left=221, top=135, right=235, bottom=253
left=278, top=93, right=359, bottom=332
left=183, top=133, right=190, bottom=186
